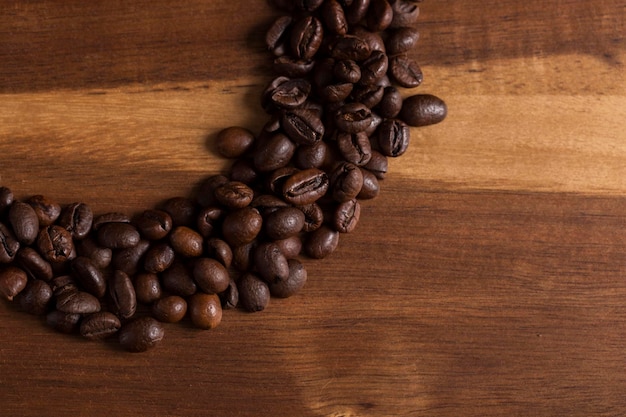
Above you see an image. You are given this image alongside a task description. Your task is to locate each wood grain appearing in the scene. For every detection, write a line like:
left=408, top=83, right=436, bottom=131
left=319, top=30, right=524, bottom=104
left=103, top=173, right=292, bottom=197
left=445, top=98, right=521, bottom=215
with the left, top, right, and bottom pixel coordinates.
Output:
left=1, top=1, right=625, bottom=416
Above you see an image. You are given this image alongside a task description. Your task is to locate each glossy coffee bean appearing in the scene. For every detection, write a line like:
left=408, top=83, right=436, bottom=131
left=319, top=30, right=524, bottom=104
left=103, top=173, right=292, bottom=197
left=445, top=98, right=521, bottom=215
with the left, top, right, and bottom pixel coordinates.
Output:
left=80, top=312, right=121, bottom=340
left=26, top=195, right=61, bottom=227
left=92, top=212, right=131, bottom=231
left=219, top=279, right=239, bottom=310
left=262, top=77, right=311, bottom=111
left=389, top=55, right=423, bottom=88
left=330, top=35, right=371, bottom=61
left=229, top=158, right=259, bottom=186
left=333, top=59, right=361, bottom=83
left=274, top=236, right=303, bottom=259
left=109, top=270, right=137, bottom=320
left=378, top=118, right=411, bottom=157
left=333, top=199, right=361, bottom=233
left=386, top=26, right=420, bottom=55
left=238, top=273, right=270, bottom=312
left=337, top=131, right=372, bottom=166
left=119, top=316, right=165, bottom=352
left=290, top=16, right=324, bottom=60
left=8, top=201, right=39, bottom=245
left=266, top=15, right=292, bottom=57
left=252, top=134, right=296, bottom=173
left=196, top=206, right=223, bottom=238
left=58, top=202, right=93, bottom=240
left=46, top=310, right=81, bottom=334
left=216, top=126, right=255, bottom=158
left=75, top=237, right=112, bottom=270
left=134, top=272, right=162, bottom=305
left=352, top=26, right=387, bottom=53
left=334, top=103, right=373, bottom=133
left=214, top=181, right=255, bottom=209
left=71, top=256, right=106, bottom=298
left=253, top=242, right=289, bottom=284
left=56, top=289, right=101, bottom=314
left=281, top=109, right=325, bottom=146
left=37, top=225, right=74, bottom=264
left=97, top=222, right=140, bottom=249
left=390, top=0, right=420, bottom=28
left=134, top=209, right=173, bottom=240
left=221, top=207, right=263, bottom=247
left=273, top=56, right=315, bottom=77
left=193, top=257, right=230, bottom=294
left=351, top=84, right=385, bottom=109
left=321, top=0, right=348, bottom=35
left=305, top=225, right=340, bottom=259
left=366, top=0, right=393, bottom=31
left=196, top=175, right=229, bottom=208
left=377, top=86, right=403, bottom=119
left=0, top=265, right=28, bottom=301
left=294, top=141, right=329, bottom=170
left=17, top=247, right=53, bottom=281
left=205, top=238, right=233, bottom=268
left=359, top=50, right=388, bottom=85
left=363, top=150, right=388, bottom=179
left=344, top=0, right=370, bottom=25
left=330, top=162, right=364, bottom=202
left=264, top=207, right=306, bottom=240
left=112, top=239, right=150, bottom=276
left=282, top=168, right=329, bottom=206
left=231, top=241, right=256, bottom=272
left=399, top=93, right=448, bottom=127
left=358, top=168, right=381, bottom=200
left=299, top=203, right=324, bottom=232
left=0, top=187, right=14, bottom=214
left=144, top=243, right=175, bottom=273
left=169, top=226, right=203, bottom=258
left=188, top=293, right=222, bottom=330
left=0, top=222, right=20, bottom=263
left=151, top=295, right=187, bottom=323
left=161, top=261, right=197, bottom=297
left=161, top=197, right=197, bottom=227
left=268, top=258, right=307, bottom=298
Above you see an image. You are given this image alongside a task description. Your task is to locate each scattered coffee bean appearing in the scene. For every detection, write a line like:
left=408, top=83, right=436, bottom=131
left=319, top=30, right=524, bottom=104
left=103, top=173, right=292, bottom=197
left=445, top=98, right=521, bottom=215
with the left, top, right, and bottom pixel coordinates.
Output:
left=119, top=316, right=165, bottom=352
left=134, top=209, right=173, bottom=240
left=216, top=126, right=256, bottom=159
left=9, top=201, right=39, bottom=245
left=399, top=93, right=448, bottom=127
left=238, top=273, right=270, bottom=312
left=26, top=195, right=61, bottom=227
left=0, top=265, right=28, bottom=301
left=17, top=247, right=53, bottom=281
left=268, top=258, right=307, bottom=298
left=71, top=256, right=107, bottom=298
left=37, top=225, right=74, bottom=264
left=143, top=242, right=175, bottom=273
left=80, top=312, right=121, bottom=340
left=152, top=295, right=187, bottom=323
left=188, top=293, right=222, bottom=329
left=58, top=202, right=93, bottom=240
left=109, top=270, right=137, bottom=320
left=134, top=272, right=163, bottom=305
left=305, top=225, right=339, bottom=259
left=97, top=222, right=140, bottom=249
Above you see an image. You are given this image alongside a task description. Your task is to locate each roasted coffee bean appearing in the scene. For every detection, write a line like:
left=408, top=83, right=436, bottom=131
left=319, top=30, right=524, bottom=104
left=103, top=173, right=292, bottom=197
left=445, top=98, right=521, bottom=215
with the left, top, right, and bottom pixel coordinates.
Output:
left=119, top=317, right=165, bottom=352
left=318, top=82, right=354, bottom=103
left=337, top=131, right=373, bottom=166
left=71, top=256, right=106, bottom=298
left=267, top=166, right=299, bottom=195
left=229, top=158, right=258, bottom=186
left=358, top=168, right=381, bottom=199
left=92, top=212, right=131, bottom=231
left=97, top=222, right=140, bottom=249
left=344, top=0, right=371, bottom=25
left=388, top=55, right=423, bottom=88
left=0, top=187, right=13, bottom=215
left=46, top=310, right=81, bottom=334
left=399, top=93, right=448, bottom=127
left=161, top=261, right=197, bottom=297
left=282, top=168, right=329, bottom=206
left=364, top=110, right=384, bottom=136
left=378, top=118, right=411, bottom=157
left=351, top=84, right=385, bottom=108
left=253, top=242, right=289, bottom=284
left=26, top=195, right=61, bottom=227
left=215, top=181, right=254, bottom=209
left=76, top=237, right=112, bottom=270
left=205, top=238, right=233, bottom=268
left=17, top=247, right=53, bottom=281
left=266, top=15, right=293, bottom=56
left=264, top=207, right=306, bottom=240
left=58, top=202, right=93, bottom=240
left=232, top=241, right=256, bottom=272
left=273, top=56, right=316, bottom=77
left=294, top=141, right=329, bottom=170
left=305, top=225, right=340, bottom=259
left=386, top=26, right=420, bottom=55
left=330, top=35, right=371, bottom=61
left=333, top=59, right=361, bottom=83
left=334, top=103, right=373, bottom=133
left=134, top=272, right=162, bottom=305
left=268, top=258, right=307, bottom=298
left=333, top=198, right=361, bottom=233
left=294, top=0, right=324, bottom=12
left=196, top=206, right=223, bottom=238
left=252, top=133, right=296, bottom=173
left=196, top=175, right=229, bottom=208
left=377, top=86, right=403, bottom=118
left=299, top=203, right=324, bottom=232
left=0, top=265, right=28, bottom=301
left=363, top=150, right=388, bottom=179
left=251, top=194, right=290, bottom=215
left=0, top=222, right=20, bottom=264
left=219, top=279, right=239, bottom=310
left=162, top=196, right=197, bottom=227
left=134, top=209, right=173, bottom=240
left=312, top=57, right=336, bottom=88
left=37, top=225, right=74, bottom=264
left=366, top=0, right=393, bottom=31
left=80, top=312, right=122, bottom=340
left=321, top=0, right=348, bottom=35
left=281, top=108, right=325, bottom=145
left=216, top=126, right=256, bottom=159
left=221, top=207, right=263, bottom=247
left=7, top=201, right=38, bottom=245
left=359, top=50, right=388, bottom=85
left=50, top=275, right=77, bottom=297
left=109, top=270, right=137, bottom=320
left=144, top=243, right=175, bottom=273
left=237, top=273, right=270, bottom=312
left=390, top=0, right=420, bottom=28
left=274, top=235, right=303, bottom=259
left=169, top=226, right=204, bottom=258
left=330, top=162, right=364, bottom=202
left=188, top=293, right=222, bottom=329
left=351, top=26, right=387, bottom=53
left=112, top=239, right=150, bottom=276
left=152, top=295, right=187, bottom=323
left=192, top=257, right=230, bottom=294
left=262, top=76, right=311, bottom=111
left=56, top=290, right=101, bottom=314
left=290, top=16, right=324, bottom=60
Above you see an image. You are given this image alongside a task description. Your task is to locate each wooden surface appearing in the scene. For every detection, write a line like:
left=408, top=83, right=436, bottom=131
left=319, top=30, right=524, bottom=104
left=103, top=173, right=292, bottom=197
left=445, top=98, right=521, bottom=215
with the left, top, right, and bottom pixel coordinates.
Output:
left=1, top=1, right=625, bottom=416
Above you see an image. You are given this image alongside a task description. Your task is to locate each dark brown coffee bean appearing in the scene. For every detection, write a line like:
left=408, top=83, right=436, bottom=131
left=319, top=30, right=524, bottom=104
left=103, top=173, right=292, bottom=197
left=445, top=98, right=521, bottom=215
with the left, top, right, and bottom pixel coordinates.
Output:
left=109, top=270, right=137, bottom=320
left=351, top=26, right=386, bottom=53
left=134, top=209, right=173, bottom=240
left=192, top=257, right=230, bottom=294
left=334, top=103, right=373, bottom=133
left=37, top=225, right=73, bottom=264
left=80, top=312, right=121, bottom=340
left=161, top=196, right=197, bottom=228
left=299, top=203, right=324, bottom=232
left=378, top=118, right=411, bottom=157
left=269, top=258, right=308, bottom=298
left=196, top=206, right=223, bottom=238
left=295, top=0, right=324, bottom=12
left=0, top=222, right=20, bottom=264
left=215, top=181, right=254, bottom=209
left=333, top=59, right=361, bottom=83
left=366, top=0, right=393, bottom=31
left=266, top=15, right=292, bottom=56
left=238, top=273, right=270, bottom=312
left=188, top=293, right=222, bottom=329
left=71, top=256, right=106, bottom=298
left=92, top=212, right=131, bottom=231
left=219, top=279, right=239, bottom=310
left=264, top=207, right=306, bottom=240
left=50, top=275, right=77, bottom=297
left=290, top=16, right=324, bottom=60
left=273, top=56, right=315, bottom=77
left=294, top=141, right=329, bottom=170
left=337, top=131, right=372, bottom=166
left=358, top=168, right=381, bottom=199
left=351, top=84, right=385, bottom=109
left=215, top=125, right=256, bottom=159
left=359, top=50, right=389, bottom=85
left=377, top=86, right=403, bottom=118
left=282, top=168, right=329, bottom=206
left=274, top=235, right=303, bottom=259
left=333, top=199, right=361, bottom=233
left=319, top=82, right=354, bottom=103
left=97, top=222, right=141, bottom=249
left=221, top=207, right=263, bottom=247
left=305, top=225, right=340, bottom=259
left=388, top=55, right=423, bottom=88
left=399, top=93, right=448, bottom=127
left=25, top=195, right=60, bottom=227
left=330, top=162, right=364, bottom=202
left=7, top=201, right=38, bottom=245
left=251, top=194, right=290, bottom=215
left=169, top=226, right=203, bottom=258
left=75, top=237, right=113, bottom=270
left=16, top=247, right=53, bottom=281
left=0, top=187, right=14, bottom=215
left=267, top=166, right=299, bottom=196
left=161, top=261, right=197, bottom=297
left=322, top=0, right=348, bottom=35
left=17, top=279, right=51, bottom=315
left=281, top=108, right=325, bottom=145
left=56, top=289, right=101, bottom=314
left=232, top=241, right=256, bottom=272
left=46, top=310, right=81, bottom=334
left=386, top=26, right=420, bottom=55
left=390, top=0, right=420, bottom=28
left=144, top=243, right=175, bottom=273
left=229, top=158, right=259, bottom=186
left=344, top=0, right=371, bottom=25
left=0, top=265, right=28, bottom=301
left=205, top=238, right=233, bottom=268
left=196, top=175, right=229, bottom=208
left=262, top=76, right=311, bottom=111
left=330, top=35, right=371, bottom=61
left=252, top=133, right=296, bottom=173
left=151, top=295, right=187, bottom=323
left=363, top=150, right=388, bottom=179
left=57, top=202, right=93, bottom=240
left=112, top=239, right=150, bottom=276
left=119, top=316, right=165, bottom=352
left=364, top=110, right=384, bottom=136
left=253, top=242, right=289, bottom=284
left=134, top=272, right=162, bottom=305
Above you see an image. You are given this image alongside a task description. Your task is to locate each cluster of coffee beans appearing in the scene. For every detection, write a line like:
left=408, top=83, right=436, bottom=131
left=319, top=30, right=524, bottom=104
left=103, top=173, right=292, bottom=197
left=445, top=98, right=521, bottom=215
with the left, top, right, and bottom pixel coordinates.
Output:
left=0, top=0, right=446, bottom=352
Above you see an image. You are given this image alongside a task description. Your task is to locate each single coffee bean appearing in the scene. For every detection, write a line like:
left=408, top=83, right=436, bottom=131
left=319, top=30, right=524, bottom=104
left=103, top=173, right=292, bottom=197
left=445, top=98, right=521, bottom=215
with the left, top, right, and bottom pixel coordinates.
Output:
left=56, top=290, right=101, bottom=314
left=273, top=235, right=303, bottom=259
left=221, top=207, right=263, bottom=247
left=334, top=103, right=373, bottom=133
left=358, top=168, right=381, bottom=199
left=188, top=293, right=222, bottom=330
left=7, top=201, right=38, bottom=245
left=364, top=110, right=383, bottom=136
left=305, top=225, right=340, bottom=259
left=390, top=0, right=420, bottom=28
left=318, top=82, right=354, bottom=103
left=388, top=55, right=423, bottom=88
left=333, top=59, right=362, bottom=83
left=337, top=131, right=372, bottom=166
left=281, top=108, right=325, bottom=146
left=0, top=187, right=14, bottom=215
left=229, top=158, right=258, bottom=186
left=267, top=166, right=299, bottom=195
left=253, top=133, right=296, bottom=173
left=71, top=256, right=107, bottom=298
left=290, top=16, right=324, bottom=60
left=214, top=181, right=254, bottom=209
left=366, top=0, right=393, bottom=31
left=330, top=34, right=371, bottom=61
left=294, top=0, right=325, bottom=12
left=0, top=265, right=28, bottom=301
left=299, top=203, right=324, bottom=232
left=205, top=238, right=233, bottom=268
left=238, top=273, right=270, bottom=312
left=119, top=316, right=165, bottom=352
left=75, top=237, right=113, bottom=270
left=18, top=280, right=53, bottom=314
left=268, top=258, right=308, bottom=298
left=134, top=209, right=173, bottom=240
left=112, top=239, right=150, bottom=276
left=134, top=272, right=162, bottom=305
left=215, top=126, right=254, bottom=158
left=161, top=196, right=197, bottom=227
left=37, top=225, right=73, bottom=264
left=196, top=206, right=223, bottom=238
left=219, top=279, right=239, bottom=310
left=231, top=241, right=256, bottom=272
left=321, top=0, right=348, bottom=35
left=253, top=242, right=289, bottom=284
left=262, top=76, right=311, bottom=111
left=57, top=202, right=93, bottom=240
left=377, top=86, right=403, bottom=118
left=273, top=56, right=315, bottom=78
left=80, top=312, right=122, bottom=340
left=282, top=168, right=329, bottom=206
left=363, top=150, right=388, bottom=179
left=344, top=0, right=370, bottom=25
left=46, top=310, right=81, bottom=334
left=294, top=141, right=329, bottom=170
left=109, top=270, right=137, bottom=320
left=351, top=26, right=387, bottom=53
left=161, top=261, right=197, bottom=297
left=167, top=226, right=203, bottom=258
left=333, top=198, right=361, bottom=233
left=251, top=194, right=290, bottom=215
left=16, top=247, right=53, bottom=281
left=351, top=84, right=385, bottom=109
left=26, top=195, right=61, bottom=227
left=359, top=50, right=389, bottom=85
left=264, top=207, right=306, bottom=240
left=378, top=118, right=411, bottom=157
left=92, top=212, right=131, bottom=231
left=266, top=15, right=293, bottom=56
left=151, top=295, right=187, bottom=323
left=144, top=242, right=176, bottom=273
left=399, top=93, right=448, bottom=127
left=192, top=257, right=230, bottom=294
left=386, top=26, right=420, bottom=55
left=50, top=275, right=77, bottom=297
left=97, top=222, right=141, bottom=249
left=196, top=175, right=229, bottom=208
left=330, top=162, right=364, bottom=202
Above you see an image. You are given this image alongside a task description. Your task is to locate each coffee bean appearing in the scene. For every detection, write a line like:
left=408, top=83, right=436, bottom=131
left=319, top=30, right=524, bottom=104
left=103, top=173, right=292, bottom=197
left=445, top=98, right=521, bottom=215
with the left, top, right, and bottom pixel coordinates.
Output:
left=363, top=150, right=388, bottom=179
left=0, top=187, right=14, bottom=215
left=294, top=141, right=329, bottom=170
left=161, top=261, right=197, bottom=297
left=330, top=35, right=371, bottom=61
left=37, top=225, right=74, bottom=264
left=389, top=55, right=423, bottom=88
left=262, top=77, right=311, bottom=111
left=366, top=0, right=393, bottom=31
left=334, top=103, right=373, bottom=133
left=377, top=86, right=403, bottom=118
left=268, top=166, right=299, bottom=195
left=253, top=242, right=289, bottom=284
left=268, top=258, right=307, bottom=298
left=109, top=270, right=137, bottom=320
left=161, top=196, right=197, bottom=227
left=75, top=237, right=112, bottom=270
left=16, top=247, right=53, bottom=281
left=219, top=279, right=239, bottom=310
left=71, top=256, right=106, bottom=298
left=378, top=118, right=411, bottom=157
left=318, top=82, right=354, bottom=103
left=205, top=238, right=233, bottom=268
left=251, top=194, right=290, bottom=215
left=333, top=198, right=361, bottom=233
left=305, top=225, right=340, bottom=259
left=252, top=133, right=296, bottom=173
left=192, top=257, right=230, bottom=294
left=229, top=158, right=258, bottom=186
left=26, top=195, right=61, bottom=227
left=46, top=310, right=81, bottom=334
left=351, top=84, right=385, bottom=108
left=57, top=202, right=93, bottom=240
left=351, top=26, right=387, bottom=53
left=330, top=162, right=364, bottom=202
left=299, top=203, right=324, bottom=232
left=344, top=0, right=370, bottom=25
left=359, top=50, right=389, bottom=85
left=281, top=108, right=325, bottom=145
left=264, top=207, right=306, bottom=240
left=151, top=295, right=187, bottom=323
left=112, top=239, right=150, bottom=276
left=237, top=273, right=270, bottom=312
left=266, top=15, right=293, bottom=57
left=386, top=26, right=420, bottom=55
left=169, top=226, right=204, bottom=258
left=50, top=275, right=77, bottom=297
left=274, top=235, right=303, bottom=259
left=134, top=209, right=173, bottom=240
left=97, top=222, right=141, bottom=249
left=134, top=272, right=162, bottom=305
left=196, top=206, right=223, bottom=238
left=92, top=212, right=131, bottom=231
left=337, top=131, right=372, bottom=166
left=333, top=59, right=361, bottom=83
left=232, top=241, right=256, bottom=272
left=290, top=16, right=324, bottom=60
left=221, top=207, right=263, bottom=247
left=399, top=93, right=448, bottom=127
left=196, top=175, right=229, bottom=208
left=390, top=0, right=420, bottom=28
left=358, top=168, right=381, bottom=199
left=80, top=312, right=121, bottom=340
left=144, top=242, right=176, bottom=273
left=188, top=293, right=222, bottom=329
left=321, top=0, right=348, bottom=35
left=119, top=316, right=165, bottom=352
left=214, top=181, right=254, bottom=209
left=282, top=168, right=329, bottom=206
left=7, top=201, right=38, bottom=246
left=56, top=289, right=101, bottom=314
left=273, top=56, right=315, bottom=78
left=0, top=265, right=28, bottom=301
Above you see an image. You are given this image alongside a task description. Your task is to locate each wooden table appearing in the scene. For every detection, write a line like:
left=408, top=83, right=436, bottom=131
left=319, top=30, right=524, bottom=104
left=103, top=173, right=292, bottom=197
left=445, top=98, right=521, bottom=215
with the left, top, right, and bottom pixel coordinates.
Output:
left=1, top=1, right=625, bottom=415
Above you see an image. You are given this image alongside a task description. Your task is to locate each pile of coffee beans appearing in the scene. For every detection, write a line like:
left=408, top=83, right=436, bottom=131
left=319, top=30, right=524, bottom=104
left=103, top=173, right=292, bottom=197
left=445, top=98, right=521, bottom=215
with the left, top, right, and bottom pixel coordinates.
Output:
left=0, top=0, right=446, bottom=352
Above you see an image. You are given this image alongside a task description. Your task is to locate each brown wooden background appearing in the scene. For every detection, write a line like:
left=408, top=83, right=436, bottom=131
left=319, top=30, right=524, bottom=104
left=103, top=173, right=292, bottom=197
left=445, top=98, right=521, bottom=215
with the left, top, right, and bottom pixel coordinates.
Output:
left=1, top=1, right=625, bottom=416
